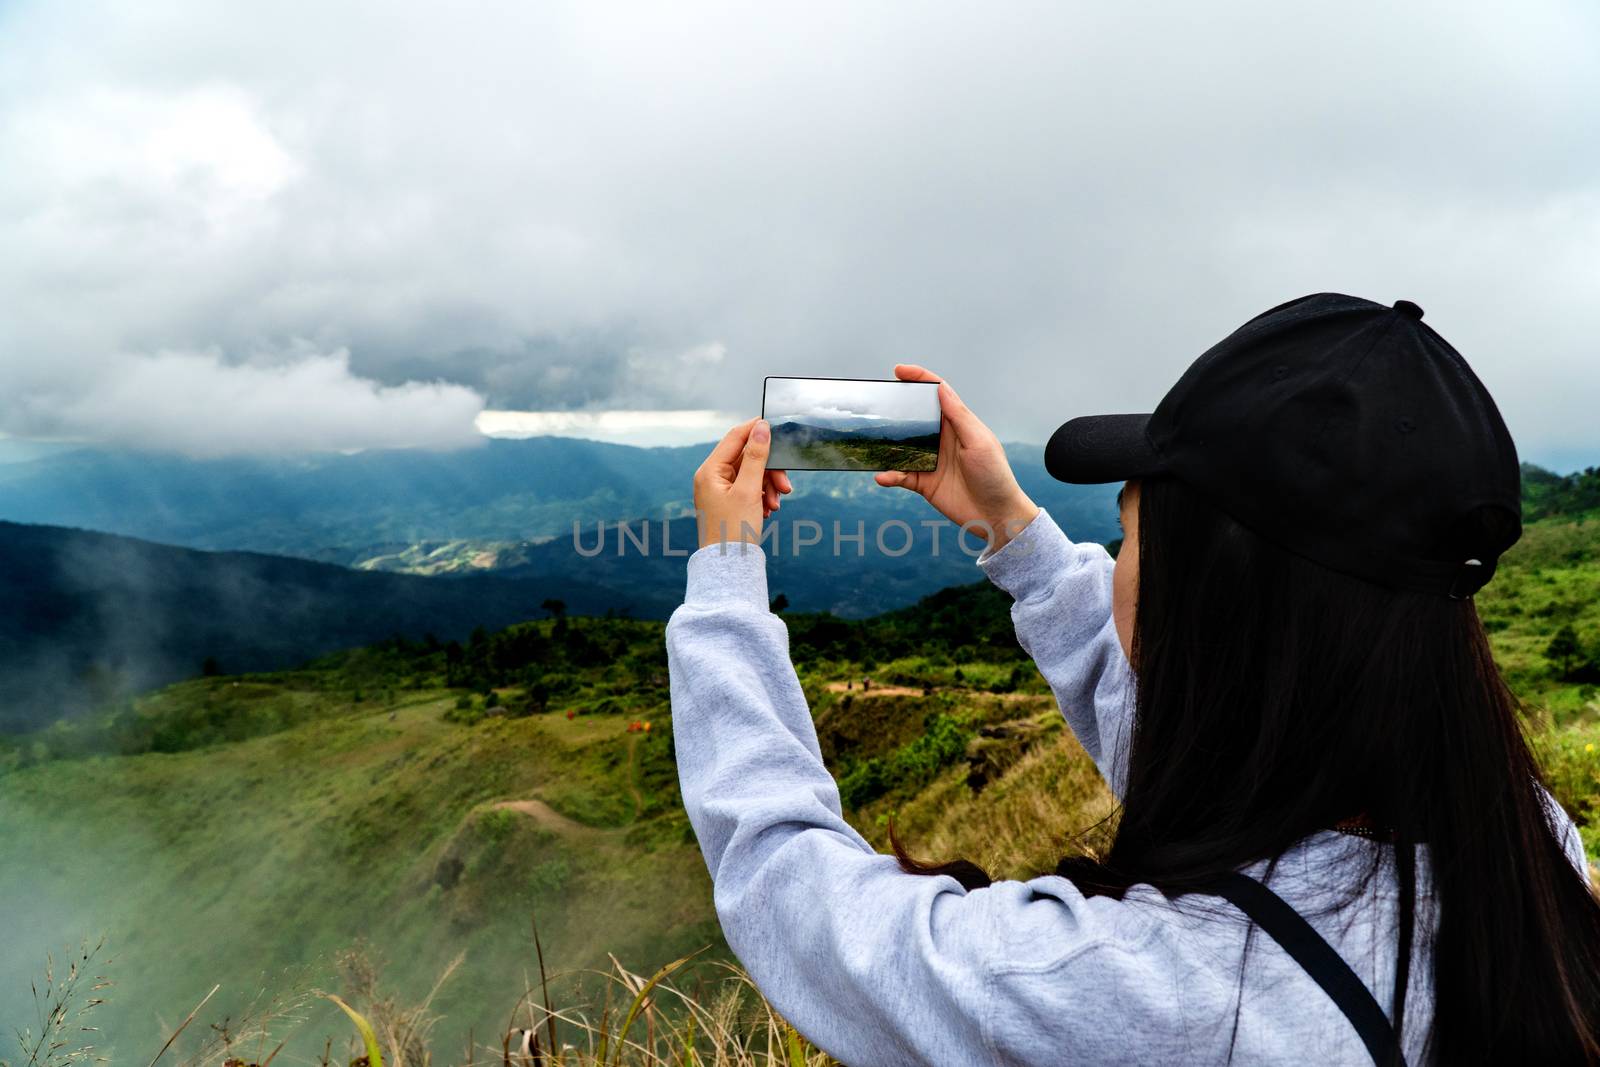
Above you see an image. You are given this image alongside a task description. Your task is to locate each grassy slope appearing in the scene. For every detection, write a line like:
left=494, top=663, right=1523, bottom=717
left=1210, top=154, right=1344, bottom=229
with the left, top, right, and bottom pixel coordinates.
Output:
left=0, top=680, right=713, bottom=1059
left=1476, top=508, right=1600, bottom=853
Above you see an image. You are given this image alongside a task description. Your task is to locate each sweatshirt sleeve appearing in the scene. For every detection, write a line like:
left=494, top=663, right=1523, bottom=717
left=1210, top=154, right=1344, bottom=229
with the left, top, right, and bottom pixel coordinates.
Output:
left=666, top=541, right=1005, bottom=1066
left=976, top=509, right=1136, bottom=797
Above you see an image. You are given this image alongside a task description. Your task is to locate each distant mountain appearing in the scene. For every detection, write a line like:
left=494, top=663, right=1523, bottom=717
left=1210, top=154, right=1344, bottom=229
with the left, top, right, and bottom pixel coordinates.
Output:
left=399, top=442, right=1121, bottom=616
left=0, top=521, right=676, bottom=732
left=769, top=416, right=941, bottom=439
left=0, top=438, right=705, bottom=556
left=770, top=420, right=865, bottom=444
left=500, top=511, right=975, bottom=619
left=0, top=436, right=1120, bottom=565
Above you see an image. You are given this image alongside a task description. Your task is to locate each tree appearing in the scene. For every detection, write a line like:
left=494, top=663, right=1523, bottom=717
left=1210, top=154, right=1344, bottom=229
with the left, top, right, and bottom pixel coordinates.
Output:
left=200, top=656, right=223, bottom=677
left=541, top=598, right=567, bottom=619
left=1547, top=624, right=1582, bottom=678
left=444, top=640, right=465, bottom=687
left=770, top=593, right=789, bottom=614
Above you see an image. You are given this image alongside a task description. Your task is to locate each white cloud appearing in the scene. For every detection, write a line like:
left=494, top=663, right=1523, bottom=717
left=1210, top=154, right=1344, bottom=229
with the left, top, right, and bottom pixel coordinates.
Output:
left=21, top=86, right=297, bottom=204
left=476, top=408, right=736, bottom=446
left=27, top=349, right=485, bottom=456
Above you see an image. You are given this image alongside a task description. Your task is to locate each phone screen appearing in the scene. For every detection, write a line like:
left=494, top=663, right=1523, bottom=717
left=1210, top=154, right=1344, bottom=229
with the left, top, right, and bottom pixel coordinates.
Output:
left=761, top=376, right=941, bottom=472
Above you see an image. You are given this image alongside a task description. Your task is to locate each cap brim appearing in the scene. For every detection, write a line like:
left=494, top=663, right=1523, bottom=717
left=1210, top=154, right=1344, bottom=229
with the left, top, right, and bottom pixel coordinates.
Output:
left=1044, top=414, right=1166, bottom=484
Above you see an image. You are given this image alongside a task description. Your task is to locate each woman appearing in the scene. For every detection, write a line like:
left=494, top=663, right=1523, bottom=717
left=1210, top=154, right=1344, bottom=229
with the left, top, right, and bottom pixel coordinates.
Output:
left=666, top=294, right=1600, bottom=1065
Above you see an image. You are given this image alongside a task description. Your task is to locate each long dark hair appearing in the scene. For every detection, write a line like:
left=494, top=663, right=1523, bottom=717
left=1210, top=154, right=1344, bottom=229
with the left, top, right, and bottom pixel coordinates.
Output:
left=894, top=476, right=1600, bottom=1061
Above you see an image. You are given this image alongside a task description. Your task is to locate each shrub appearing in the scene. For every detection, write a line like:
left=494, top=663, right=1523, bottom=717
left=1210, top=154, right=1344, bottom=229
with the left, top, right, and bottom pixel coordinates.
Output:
left=475, top=807, right=518, bottom=843
left=443, top=703, right=485, bottom=726
left=837, top=713, right=975, bottom=808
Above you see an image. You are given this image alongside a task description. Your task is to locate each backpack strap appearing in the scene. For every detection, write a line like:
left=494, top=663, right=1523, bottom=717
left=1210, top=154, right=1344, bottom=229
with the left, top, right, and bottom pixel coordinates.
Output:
left=1198, top=871, right=1408, bottom=1067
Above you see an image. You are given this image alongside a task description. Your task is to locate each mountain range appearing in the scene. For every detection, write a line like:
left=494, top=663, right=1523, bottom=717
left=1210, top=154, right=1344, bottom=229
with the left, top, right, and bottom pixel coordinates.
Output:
left=768, top=417, right=941, bottom=440
left=0, top=436, right=1116, bottom=560
left=0, top=437, right=1121, bottom=731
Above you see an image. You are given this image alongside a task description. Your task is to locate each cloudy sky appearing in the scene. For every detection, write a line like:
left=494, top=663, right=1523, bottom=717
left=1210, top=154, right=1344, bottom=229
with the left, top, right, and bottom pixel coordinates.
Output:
left=1, top=1, right=1596, bottom=468
left=764, top=377, right=940, bottom=426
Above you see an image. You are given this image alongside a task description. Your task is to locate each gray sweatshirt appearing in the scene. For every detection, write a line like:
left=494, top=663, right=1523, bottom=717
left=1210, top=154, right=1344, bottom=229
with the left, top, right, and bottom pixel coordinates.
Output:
left=665, top=509, right=1589, bottom=1066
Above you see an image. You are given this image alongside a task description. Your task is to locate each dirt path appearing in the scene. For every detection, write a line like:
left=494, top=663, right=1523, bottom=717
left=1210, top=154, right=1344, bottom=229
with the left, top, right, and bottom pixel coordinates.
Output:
left=490, top=724, right=650, bottom=834
left=490, top=798, right=600, bottom=836
left=823, top=682, right=926, bottom=697
left=624, top=735, right=645, bottom=818
left=823, top=682, right=1045, bottom=702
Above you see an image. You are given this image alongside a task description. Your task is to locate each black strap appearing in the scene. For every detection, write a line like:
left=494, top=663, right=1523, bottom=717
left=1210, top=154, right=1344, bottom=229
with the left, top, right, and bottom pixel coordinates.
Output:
left=1199, top=871, right=1408, bottom=1067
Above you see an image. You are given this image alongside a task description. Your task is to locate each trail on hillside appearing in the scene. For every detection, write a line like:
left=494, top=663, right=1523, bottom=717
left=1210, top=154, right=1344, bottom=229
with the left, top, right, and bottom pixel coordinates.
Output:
left=823, top=682, right=1043, bottom=701
left=625, top=735, right=644, bottom=818
left=490, top=798, right=603, bottom=836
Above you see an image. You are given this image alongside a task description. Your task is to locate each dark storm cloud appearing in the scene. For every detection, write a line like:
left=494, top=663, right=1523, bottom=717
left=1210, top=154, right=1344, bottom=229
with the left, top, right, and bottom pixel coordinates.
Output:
left=0, top=0, right=1596, bottom=461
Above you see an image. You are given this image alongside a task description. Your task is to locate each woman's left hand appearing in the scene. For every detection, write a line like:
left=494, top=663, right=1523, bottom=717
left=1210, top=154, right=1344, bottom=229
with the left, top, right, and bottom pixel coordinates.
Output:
left=693, top=418, right=793, bottom=548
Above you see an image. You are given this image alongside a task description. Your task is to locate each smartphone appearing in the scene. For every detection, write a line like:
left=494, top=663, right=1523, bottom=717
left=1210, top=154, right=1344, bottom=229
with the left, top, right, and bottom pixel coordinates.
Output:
left=761, top=376, right=941, bottom=472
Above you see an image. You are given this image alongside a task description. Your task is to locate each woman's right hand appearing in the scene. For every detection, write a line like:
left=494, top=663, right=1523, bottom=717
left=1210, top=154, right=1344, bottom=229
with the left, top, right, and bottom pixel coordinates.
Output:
left=874, top=365, right=1039, bottom=550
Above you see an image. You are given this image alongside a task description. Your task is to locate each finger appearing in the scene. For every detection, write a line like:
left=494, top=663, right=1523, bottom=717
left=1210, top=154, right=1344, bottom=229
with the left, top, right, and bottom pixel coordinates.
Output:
left=894, top=366, right=984, bottom=445
left=893, top=363, right=943, bottom=384
left=770, top=469, right=793, bottom=495
left=763, top=472, right=786, bottom=511
left=764, top=480, right=780, bottom=513
left=936, top=380, right=986, bottom=447
left=704, top=418, right=759, bottom=476
left=733, top=419, right=772, bottom=491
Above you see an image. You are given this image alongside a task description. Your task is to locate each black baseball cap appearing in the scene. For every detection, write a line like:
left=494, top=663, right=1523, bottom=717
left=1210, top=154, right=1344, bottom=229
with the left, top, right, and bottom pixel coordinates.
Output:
left=1045, top=293, right=1522, bottom=598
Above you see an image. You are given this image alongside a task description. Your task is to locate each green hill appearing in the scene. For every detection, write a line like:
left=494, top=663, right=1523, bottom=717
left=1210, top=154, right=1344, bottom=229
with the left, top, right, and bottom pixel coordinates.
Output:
left=1521, top=462, right=1600, bottom=522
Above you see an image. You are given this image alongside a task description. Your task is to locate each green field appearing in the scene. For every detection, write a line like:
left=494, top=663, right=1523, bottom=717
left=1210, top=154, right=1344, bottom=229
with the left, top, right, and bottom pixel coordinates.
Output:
left=3, top=467, right=1598, bottom=1063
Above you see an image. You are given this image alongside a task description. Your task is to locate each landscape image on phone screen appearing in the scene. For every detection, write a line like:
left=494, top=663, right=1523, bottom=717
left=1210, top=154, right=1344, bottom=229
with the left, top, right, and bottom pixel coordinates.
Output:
left=763, top=377, right=941, bottom=472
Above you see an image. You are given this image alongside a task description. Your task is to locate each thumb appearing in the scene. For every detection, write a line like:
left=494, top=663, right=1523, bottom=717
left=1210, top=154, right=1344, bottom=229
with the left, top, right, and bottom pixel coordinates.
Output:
left=875, top=469, right=926, bottom=494
left=734, top=419, right=771, bottom=490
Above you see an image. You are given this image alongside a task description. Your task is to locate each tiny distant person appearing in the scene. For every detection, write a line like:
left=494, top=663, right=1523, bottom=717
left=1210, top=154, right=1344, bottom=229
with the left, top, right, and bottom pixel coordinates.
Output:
left=667, top=295, right=1600, bottom=1064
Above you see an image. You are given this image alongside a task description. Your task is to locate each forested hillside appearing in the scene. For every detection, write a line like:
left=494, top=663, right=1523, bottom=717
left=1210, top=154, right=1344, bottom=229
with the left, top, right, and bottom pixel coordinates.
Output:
left=0, top=520, right=674, bottom=732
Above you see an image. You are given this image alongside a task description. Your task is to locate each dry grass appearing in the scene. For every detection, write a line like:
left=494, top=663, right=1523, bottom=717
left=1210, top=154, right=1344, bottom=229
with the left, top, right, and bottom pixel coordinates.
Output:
left=4, top=939, right=110, bottom=1067
left=492, top=954, right=836, bottom=1067
left=2, top=944, right=318, bottom=1067
left=860, top=727, right=1117, bottom=881
left=334, top=947, right=463, bottom=1067
left=4, top=939, right=832, bottom=1067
